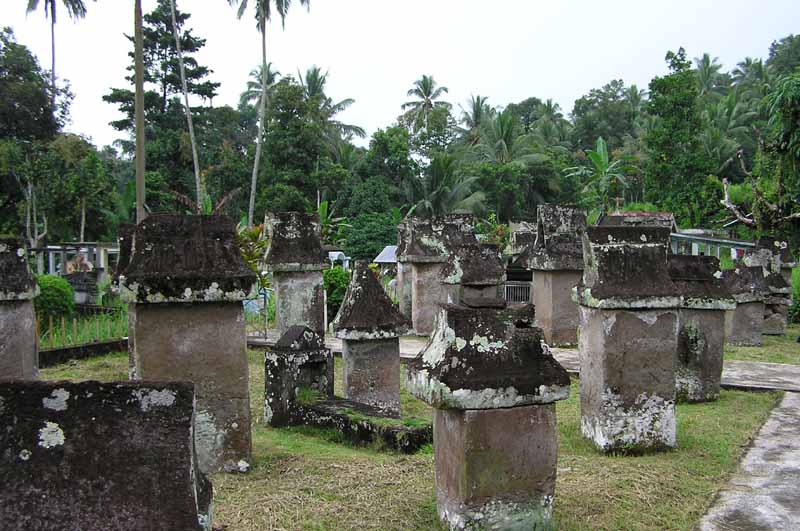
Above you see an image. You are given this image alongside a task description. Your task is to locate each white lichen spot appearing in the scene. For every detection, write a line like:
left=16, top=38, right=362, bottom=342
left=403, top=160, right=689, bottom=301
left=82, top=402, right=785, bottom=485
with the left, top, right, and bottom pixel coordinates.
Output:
left=43, top=388, right=70, bottom=411
left=134, top=388, right=177, bottom=412
left=469, top=333, right=504, bottom=353
left=17, top=247, right=26, bottom=257
left=38, top=422, right=65, bottom=448
left=183, top=287, right=193, bottom=299
left=19, top=449, right=31, bottom=461
left=454, top=337, right=467, bottom=351
left=640, top=233, right=648, bottom=242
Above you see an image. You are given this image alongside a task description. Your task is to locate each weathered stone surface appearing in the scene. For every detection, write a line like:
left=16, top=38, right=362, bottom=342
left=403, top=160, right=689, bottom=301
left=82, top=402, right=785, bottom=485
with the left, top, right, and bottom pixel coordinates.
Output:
left=434, top=405, right=558, bottom=531
left=575, top=225, right=680, bottom=308
left=265, top=326, right=333, bottom=427
left=272, top=270, right=326, bottom=336
left=129, top=302, right=251, bottom=474
left=0, top=380, right=212, bottom=531
left=0, top=237, right=38, bottom=301
left=441, top=244, right=505, bottom=304
left=668, top=255, right=734, bottom=403
left=507, top=220, right=537, bottom=258
left=534, top=270, right=582, bottom=347
left=597, top=211, right=677, bottom=230
left=0, top=238, right=38, bottom=380
left=578, top=306, right=678, bottom=452
left=396, top=214, right=478, bottom=263
left=333, top=261, right=409, bottom=340
left=406, top=302, right=569, bottom=410
left=396, top=261, right=413, bottom=318
left=342, top=337, right=401, bottom=417
left=725, top=302, right=766, bottom=347
left=411, top=261, right=447, bottom=335
left=721, top=266, right=770, bottom=304
left=114, top=222, right=135, bottom=279
left=119, top=214, right=256, bottom=303
left=518, top=204, right=586, bottom=271
left=64, top=270, right=100, bottom=304
left=265, top=212, right=327, bottom=271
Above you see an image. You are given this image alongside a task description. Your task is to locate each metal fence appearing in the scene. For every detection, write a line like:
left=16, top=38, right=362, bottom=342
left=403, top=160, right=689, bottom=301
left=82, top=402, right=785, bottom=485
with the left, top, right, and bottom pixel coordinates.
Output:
left=504, top=281, right=531, bottom=304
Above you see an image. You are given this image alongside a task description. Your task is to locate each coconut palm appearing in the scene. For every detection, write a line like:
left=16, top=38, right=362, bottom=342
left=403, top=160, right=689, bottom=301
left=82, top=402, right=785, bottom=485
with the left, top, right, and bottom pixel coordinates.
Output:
left=401, top=75, right=451, bottom=131
left=404, top=155, right=485, bottom=219
left=240, top=63, right=281, bottom=106
left=475, top=109, right=546, bottom=166
left=299, top=66, right=365, bottom=139
left=227, top=0, right=310, bottom=226
left=694, top=53, right=725, bottom=99
left=26, top=0, right=94, bottom=107
left=625, top=85, right=647, bottom=118
left=134, top=0, right=145, bottom=221
left=458, top=94, right=493, bottom=145
left=536, top=99, right=564, bottom=123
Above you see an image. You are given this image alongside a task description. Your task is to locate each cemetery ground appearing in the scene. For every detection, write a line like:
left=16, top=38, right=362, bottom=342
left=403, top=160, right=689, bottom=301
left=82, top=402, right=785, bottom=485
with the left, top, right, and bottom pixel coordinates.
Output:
left=725, top=323, right=800, bottom=365
left=40, top=348, right=790, bottom=531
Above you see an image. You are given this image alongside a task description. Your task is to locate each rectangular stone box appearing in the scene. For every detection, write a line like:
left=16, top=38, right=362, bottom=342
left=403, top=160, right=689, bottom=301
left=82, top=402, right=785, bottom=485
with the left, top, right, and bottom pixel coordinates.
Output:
left=725, top=302, right=765, bottom=346
left=342, top=338, right=401, bottom=416
left=0, top=301, right=38, bottom=379
left=129, top=302, right=251, bottom=473
left=411, top=262, right=446, bottom=335
left=273, top=270, right=326, bottom=337
left=676, top=309, right=725, bottom=402
left=533, top=270, right=582, bottom=346
left=434, top=405, right=558, bottom=530
left=0, top=380, right=212, bottom=531
left=579, top=306, right=678, bottom=452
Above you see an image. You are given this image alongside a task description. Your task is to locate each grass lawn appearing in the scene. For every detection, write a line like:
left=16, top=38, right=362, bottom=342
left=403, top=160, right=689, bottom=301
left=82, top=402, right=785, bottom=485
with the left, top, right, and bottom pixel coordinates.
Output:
left=42, top=351, right=780, bottom=531
left=724, top=323, right=800, bottom=365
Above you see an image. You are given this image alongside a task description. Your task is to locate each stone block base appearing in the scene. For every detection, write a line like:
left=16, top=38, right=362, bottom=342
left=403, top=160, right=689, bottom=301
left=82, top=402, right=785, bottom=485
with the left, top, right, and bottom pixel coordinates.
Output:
left=273, top=270, right=325, bottom=337
left=763, top=303, right=788, bottom=336
left=533, top=270, right=581, bottom=346
left=434, top=406, right=557, bottom=530
left=578, top=306, right=677, bottom=452
left=411, top=262, right=446, bottom=335
left=0, top=300, right=38, bottom=379
left=129, top=302, right=251, bottom=474
left=676, top=309, right=725, bottom=403
left=726, top=302, right=764, bottom=346
left=342, top=338, right=400, bottom=416
left=264, top=350, right=333, bottom=427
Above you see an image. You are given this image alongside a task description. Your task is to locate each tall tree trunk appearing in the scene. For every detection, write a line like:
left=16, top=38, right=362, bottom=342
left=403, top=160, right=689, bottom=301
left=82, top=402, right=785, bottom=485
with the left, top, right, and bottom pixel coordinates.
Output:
left=169, top=0, right=202, bottom=212
left=50, top=16, right=56, bottom=109
left=80, top=197, right=86, bottom=242
left=134, top=0, right=146, bottom=223
left=248, top=14, right=268, bottom=227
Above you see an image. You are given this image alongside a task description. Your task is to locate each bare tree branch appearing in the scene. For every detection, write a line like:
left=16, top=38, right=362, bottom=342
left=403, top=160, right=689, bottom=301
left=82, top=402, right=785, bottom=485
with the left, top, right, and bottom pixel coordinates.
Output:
left=720, top=177, right=755, bottom=226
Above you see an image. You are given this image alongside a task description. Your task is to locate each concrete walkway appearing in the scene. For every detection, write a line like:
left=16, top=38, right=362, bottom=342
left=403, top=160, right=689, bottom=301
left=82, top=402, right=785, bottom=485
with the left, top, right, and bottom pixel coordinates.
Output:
left=698, top=391, right=800, bottom=530
left=248, top=333, right=800, bottom=393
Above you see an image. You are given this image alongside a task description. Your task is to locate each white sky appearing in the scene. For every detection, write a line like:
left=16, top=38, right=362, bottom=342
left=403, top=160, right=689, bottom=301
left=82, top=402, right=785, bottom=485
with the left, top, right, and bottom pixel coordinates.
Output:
left=4, top=0, right=799, bottom=150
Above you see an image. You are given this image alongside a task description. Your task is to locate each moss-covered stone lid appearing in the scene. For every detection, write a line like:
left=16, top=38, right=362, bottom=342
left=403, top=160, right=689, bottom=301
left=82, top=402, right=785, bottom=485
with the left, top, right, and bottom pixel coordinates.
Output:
left=333, top=261, right=409, bottom=340
left=517, top=204, right=586, bottom=271
left=405, top=301, right=570, bottom=410
left=396, top=214, right=478, bottom=263
left=267, top=326, right=330, bottom=363
left=574, top=225, right=680, bottom=309
left=265, top=212, right=327, bottom=272
left=0, top=237, right=38, bottom=301
left=720, top=266, right=771, bottom=303
left=440, top=244, right=505, bottom=286
left=597, top=211, right=677, bottom=231
left=119, top=214, right=256, bottom=303
left=667, top=255, right=735, bottom=309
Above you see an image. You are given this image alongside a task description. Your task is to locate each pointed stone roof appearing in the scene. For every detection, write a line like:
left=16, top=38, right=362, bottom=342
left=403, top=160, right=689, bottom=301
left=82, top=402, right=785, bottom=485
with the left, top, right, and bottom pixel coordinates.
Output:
left=333, top=261, right=409, bottom=340
left=405, top=302, right=570, bottom=410
left=0, top=237, right=38, bottom=301
left=274, top=325, right=326, bottom=351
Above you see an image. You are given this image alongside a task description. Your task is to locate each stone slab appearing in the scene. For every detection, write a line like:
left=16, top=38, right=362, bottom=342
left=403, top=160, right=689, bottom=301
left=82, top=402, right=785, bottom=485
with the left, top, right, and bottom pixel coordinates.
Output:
left=699, top=392, right=800, bottom=530
left=0, top=301, right=38, bottom=379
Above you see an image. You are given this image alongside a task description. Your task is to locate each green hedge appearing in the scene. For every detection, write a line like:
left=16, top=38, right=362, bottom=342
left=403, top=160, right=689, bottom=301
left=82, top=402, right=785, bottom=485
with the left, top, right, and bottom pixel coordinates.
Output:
left=34, top=274, right=75, bottom=320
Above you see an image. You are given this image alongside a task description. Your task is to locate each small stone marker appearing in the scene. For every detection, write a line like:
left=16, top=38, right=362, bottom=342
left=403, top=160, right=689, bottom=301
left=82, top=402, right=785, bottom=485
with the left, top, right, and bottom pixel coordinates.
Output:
left=0, top=380, right=212, bottom=530
left=333, top=261, right=409, bottom=417
left=518, top=204, right=587, bottom=346
left=120, top=214, right=256, bottom=474
left=721, top=266, right=770, bottom=346
left=264, top=325, right=333, bottom=427
left=396, top=215, right=479, bottom=335
left=574, top=225, right=680, bottom=452
left=265, top=212, right=328, bottom=336
left=668, top=255, right=735, bottom=402
left=406, top=298, right=570, bottom=530
left=0, top=237, right=39, bottom=379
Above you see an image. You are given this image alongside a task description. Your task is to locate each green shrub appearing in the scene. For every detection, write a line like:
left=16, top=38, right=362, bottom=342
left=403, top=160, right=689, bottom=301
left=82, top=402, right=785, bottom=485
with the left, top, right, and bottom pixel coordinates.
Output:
left=324, top=266, right=351, bottom=322
left=34, top=275, right=75, bottom=319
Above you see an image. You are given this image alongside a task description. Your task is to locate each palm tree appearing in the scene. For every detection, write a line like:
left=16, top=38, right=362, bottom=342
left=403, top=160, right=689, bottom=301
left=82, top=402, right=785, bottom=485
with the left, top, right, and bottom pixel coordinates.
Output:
left=536, top=99, right=564, bottom=123
left=475, top=109, right=546, bottom=166
left=404, top=155, right=485, bottom=219
left=625, top=85, right=647, bottom=118
left=240, top=63, right=281, bottom=106
left=299, top=66, right=365, bottom=139
left=694, top=53, right=725, bottom=99
left=401, top=75, right=451, bottom=131
left=458, top=94, right=493, bottom=144
left=26, top=0, right=93, bottom=107
left=227, top=0, right=310, bottom=227
left=564, top=137, right=627, bottom=212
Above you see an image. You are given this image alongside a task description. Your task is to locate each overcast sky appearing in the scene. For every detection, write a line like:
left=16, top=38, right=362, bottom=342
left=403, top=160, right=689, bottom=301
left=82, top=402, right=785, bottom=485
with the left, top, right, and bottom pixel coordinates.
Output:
left=5, top=0, right=799, bottom=150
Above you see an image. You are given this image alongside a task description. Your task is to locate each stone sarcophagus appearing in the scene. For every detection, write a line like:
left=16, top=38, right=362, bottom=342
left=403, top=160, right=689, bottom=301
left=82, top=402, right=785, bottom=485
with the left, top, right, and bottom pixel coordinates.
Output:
left=0, top=380, right=212, bottom=530
left=265, top=212, right=328, bottom=336
left=721, top=267, right=770, bottom=347
left=668, top=255, right=735, bottom=402
left=333, top=261, right=409, bottom=417
left=120, top=214, right=256, bottom=474
left=440, top=243, right=505, bottom=305
left=406, top=298, right=569, bottom=530
left=574, top=225, right=680, bottom=453
left=0, top=237, right=39, bottom=379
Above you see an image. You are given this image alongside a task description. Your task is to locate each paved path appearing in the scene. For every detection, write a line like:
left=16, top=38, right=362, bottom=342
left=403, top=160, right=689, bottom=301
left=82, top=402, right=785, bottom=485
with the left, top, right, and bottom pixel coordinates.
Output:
left=249, top=333, right=800, bottom=393
left=698, top=391, right=800, bottom=530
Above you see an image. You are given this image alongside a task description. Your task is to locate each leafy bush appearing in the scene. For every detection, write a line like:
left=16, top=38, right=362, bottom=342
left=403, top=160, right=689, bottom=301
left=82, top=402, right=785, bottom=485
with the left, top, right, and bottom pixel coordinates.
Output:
left=343, top=211, right=399, bottom=261
left=34, top=275, right=75, bottom=320
left=324, top=266, right=350, bottom=322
